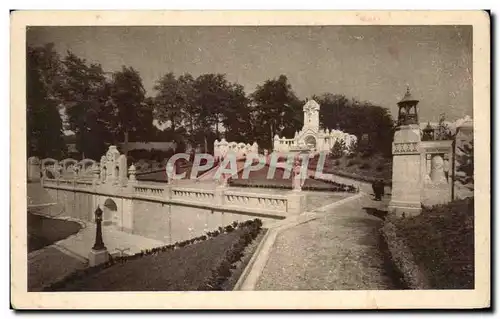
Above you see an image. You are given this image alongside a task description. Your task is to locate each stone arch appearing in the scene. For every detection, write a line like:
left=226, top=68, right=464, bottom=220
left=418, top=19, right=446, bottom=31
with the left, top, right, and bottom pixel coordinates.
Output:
left=304, top=135, right=317, bottom=149
left=103, top=198, right=117, bottom=226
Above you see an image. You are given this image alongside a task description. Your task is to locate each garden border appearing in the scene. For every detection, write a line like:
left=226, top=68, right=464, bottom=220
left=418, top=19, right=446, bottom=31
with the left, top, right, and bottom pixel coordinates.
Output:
left=380, top=219, right=430, bottom=289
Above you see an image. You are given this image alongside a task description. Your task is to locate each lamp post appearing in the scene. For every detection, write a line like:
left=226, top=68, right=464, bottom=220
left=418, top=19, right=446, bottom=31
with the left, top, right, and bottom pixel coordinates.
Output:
left=92, top=206, right=106, bottom=251
left=89, top=205, right=109, bottom=266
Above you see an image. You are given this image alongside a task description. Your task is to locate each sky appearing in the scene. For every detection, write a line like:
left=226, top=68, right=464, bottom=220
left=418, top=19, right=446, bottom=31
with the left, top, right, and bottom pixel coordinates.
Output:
left=27, top=25, right=473, bottom=124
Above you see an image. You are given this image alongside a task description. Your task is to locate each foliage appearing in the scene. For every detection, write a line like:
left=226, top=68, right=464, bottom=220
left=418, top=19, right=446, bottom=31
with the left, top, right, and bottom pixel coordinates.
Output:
left=251, top=75, right=304, bottom=150
left=330, top=139, right=346, bottom=159
left=315, top=93, right=395, bottom=157
left=26, top=44, right=66, bottom=158
left=45, top=219, right=263, bottom=291
left=390, top=198, right=474, bottom=289
left=107, top=66, right=152, bottom=155
left=456, top=140, right=474, bottom=185
left=153, top=73, right=251, bottom=152
left=434, top=113, right=454, bottom=141
left=127, top=148, right=175, bottom=163
left=359, top=162, right=371, bottom=170
left=199, top=219, right=263, bottom=290
left=59, top=51, right=111, bottom=159
left=28, top=43, right=398, bottom=162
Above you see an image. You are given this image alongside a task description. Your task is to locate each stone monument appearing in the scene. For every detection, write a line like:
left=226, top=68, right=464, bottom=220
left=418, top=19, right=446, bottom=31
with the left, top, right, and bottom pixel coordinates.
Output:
left=388, top=87, right=423, bottom=217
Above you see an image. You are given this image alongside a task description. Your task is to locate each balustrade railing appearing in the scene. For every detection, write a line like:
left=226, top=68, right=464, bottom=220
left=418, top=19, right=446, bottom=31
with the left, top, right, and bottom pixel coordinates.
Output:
left=133, top=184, right=165, bottom=197
left=171, top=188, right=215, bottom=201
left=43, top=177, right=293, bottom=216
left=224, top=190, right=287, bottom=212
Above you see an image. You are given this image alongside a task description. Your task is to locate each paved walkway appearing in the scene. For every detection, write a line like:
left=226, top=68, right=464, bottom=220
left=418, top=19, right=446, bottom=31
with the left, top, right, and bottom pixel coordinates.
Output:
left=249, top=192, right=395, bottom=290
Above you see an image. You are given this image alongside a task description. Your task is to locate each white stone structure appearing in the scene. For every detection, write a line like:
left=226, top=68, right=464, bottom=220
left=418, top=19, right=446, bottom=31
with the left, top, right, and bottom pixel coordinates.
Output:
left=213, top=139, right=259, bottom=160
left=273, top=99, right=357, bottom=154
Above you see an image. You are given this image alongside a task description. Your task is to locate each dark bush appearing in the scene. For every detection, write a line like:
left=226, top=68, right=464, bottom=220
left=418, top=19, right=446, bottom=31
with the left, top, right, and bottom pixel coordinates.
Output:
left=359, top=162, right=371, bottom=170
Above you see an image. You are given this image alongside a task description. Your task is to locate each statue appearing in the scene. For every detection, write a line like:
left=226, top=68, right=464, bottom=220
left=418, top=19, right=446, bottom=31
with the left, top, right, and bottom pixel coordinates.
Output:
left=292, top=155, right=305, bottom=191
left=430, top=155, right=447, bottom=184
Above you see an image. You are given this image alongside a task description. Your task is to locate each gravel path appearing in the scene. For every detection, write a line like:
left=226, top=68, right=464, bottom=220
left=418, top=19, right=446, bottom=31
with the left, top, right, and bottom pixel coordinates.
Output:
left=255, top=193, right=395, bottom=290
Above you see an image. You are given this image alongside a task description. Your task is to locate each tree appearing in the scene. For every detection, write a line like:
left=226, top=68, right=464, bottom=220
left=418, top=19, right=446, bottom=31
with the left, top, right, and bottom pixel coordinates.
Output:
left=456, top=140, right=474, bottom=186
left=219, top=82, right=252, bottom=142
left=107, top=66, right=148, bottom=155
left=59, top=51, right=111, bottom=159
left=435, top=113, right=454, bottom=141
left=330, top=140, right=346, bottom=159
left=193, top=74, right=230, bottom=140
left=251, top=75, right=303, bottom=150
left=315, top=93, right=394, bottom=157
left=26, top=44, right=66, bottom=158
left=153, top=72, right=185, bottom=133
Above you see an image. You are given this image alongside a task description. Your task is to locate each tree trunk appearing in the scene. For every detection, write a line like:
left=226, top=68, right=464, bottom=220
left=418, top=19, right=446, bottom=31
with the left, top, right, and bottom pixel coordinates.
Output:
left=123, top=130, right=129, bottom=155
left=215, top=116, right=220, bottom=139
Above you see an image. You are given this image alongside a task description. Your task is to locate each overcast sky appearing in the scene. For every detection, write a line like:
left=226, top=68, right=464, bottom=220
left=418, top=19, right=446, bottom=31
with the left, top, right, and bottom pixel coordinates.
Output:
left=27, top=25, right=472, bottom=123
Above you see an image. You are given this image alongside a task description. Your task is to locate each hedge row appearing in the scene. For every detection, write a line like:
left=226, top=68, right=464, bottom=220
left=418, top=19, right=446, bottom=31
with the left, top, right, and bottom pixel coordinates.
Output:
left=197, top=219, right=263, bottom=290
left=44, top=219, right=263, bottom=292
left=380, top=220, right=430, bottom=289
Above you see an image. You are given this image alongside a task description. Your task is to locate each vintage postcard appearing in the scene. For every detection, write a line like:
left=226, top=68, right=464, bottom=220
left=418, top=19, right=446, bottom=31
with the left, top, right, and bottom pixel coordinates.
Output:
left=11, top=10, right=490, bottom=309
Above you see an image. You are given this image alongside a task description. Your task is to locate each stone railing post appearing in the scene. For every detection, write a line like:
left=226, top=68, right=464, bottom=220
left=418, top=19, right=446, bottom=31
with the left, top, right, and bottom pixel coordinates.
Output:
left=128, top=164, right=137, bottom=184
left=214, top=186, right=225, bottom=207
left=164, top=184, right=172, bottom=200
left=286, top=191, right=306, bottom=215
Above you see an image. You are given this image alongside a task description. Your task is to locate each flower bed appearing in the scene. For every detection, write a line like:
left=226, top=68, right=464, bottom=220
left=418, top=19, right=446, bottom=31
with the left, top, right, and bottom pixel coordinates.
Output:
left=384, top=198, right=474, bottom=289
left=44, top=219, right=263, bottom=291
left=229, top=165, right=358, bottom=193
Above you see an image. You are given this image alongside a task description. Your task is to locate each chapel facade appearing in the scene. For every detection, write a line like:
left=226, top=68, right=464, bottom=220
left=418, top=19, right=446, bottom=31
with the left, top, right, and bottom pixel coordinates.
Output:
left=273, top=99, right=357, bottom=153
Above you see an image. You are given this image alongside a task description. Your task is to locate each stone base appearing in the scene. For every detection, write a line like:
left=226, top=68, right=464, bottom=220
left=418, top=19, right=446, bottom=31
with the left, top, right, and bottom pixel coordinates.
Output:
left=88, top=248, right=110, bottom=267
left=388, top=200, right=422, bottom=218
left=287, top=192, right=306, bottom=215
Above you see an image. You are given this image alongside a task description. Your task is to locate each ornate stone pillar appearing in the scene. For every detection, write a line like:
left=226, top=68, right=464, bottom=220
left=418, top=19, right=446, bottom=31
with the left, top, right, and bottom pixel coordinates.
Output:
left=388, top=125, right=422, bottom=217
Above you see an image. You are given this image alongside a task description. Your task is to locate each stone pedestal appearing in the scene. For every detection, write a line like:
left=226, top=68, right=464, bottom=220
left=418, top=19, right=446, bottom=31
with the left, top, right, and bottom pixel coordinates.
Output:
left=388, top=125, right=422, bottom=217
left=88, top=248, right=109, bottom=267
left=287, top=192, right=306, bottom=215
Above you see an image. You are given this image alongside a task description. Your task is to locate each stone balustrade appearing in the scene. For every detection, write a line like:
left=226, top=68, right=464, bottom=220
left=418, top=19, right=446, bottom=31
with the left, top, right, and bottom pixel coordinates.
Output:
left=42, top=175, right=302, bottom=218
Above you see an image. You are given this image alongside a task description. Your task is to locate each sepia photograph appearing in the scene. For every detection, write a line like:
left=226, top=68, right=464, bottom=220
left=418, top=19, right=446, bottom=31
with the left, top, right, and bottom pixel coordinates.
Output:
left=11, top=11, right=490, bottom=309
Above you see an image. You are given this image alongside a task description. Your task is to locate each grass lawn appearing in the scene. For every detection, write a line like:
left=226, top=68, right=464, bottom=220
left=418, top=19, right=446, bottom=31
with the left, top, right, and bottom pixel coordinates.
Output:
left=28, top=212, right=82, bottom=253
left=50, top=226, right=263, bottom=291
left=391, top=197, right=474, bottom=289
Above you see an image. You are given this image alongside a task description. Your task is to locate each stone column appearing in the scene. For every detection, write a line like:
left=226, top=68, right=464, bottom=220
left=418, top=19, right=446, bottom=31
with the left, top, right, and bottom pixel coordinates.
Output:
left=388, top=125, right=422, bottom=217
